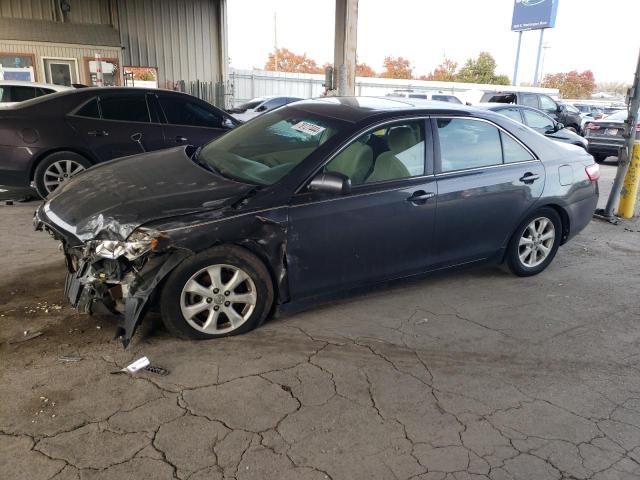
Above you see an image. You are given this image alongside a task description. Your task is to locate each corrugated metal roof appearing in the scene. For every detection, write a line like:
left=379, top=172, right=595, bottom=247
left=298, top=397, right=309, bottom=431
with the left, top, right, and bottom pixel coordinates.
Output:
left=0, top=17, right=120, bottom=46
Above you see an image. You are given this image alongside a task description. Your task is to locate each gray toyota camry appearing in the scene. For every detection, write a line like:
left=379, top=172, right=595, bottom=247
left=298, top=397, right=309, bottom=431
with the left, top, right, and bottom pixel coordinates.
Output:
left=34, top=97, right=599, bottom=346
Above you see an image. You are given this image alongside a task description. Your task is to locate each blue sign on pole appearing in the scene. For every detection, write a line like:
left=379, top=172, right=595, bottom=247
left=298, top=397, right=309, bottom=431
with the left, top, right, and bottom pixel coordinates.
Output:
left=511, top=0, right=559, bottom=31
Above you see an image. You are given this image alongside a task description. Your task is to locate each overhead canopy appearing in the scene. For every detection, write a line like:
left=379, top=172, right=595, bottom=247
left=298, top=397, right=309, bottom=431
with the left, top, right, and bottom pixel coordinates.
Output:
left=0, top=18, right=121, bottom=46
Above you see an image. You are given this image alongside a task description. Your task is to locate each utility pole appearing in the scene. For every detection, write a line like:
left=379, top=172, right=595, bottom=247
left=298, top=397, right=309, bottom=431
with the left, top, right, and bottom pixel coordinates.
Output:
left=601, top=48, right=640, bottom=219
left=273, top=11, right=278, bottom=72
left=512, top=31, right=523, bottom=86
left=532, top=28, right=545, bottom=86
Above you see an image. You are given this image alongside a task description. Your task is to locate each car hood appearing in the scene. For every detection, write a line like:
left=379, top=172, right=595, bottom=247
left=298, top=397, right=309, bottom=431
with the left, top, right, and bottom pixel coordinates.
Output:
left=43, top=146, right=255, bottom=242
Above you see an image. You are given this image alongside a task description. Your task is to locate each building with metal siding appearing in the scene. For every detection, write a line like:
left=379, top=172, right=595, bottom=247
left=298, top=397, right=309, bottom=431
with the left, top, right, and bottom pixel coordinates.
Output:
left=0, top=0, right=227, bottom=89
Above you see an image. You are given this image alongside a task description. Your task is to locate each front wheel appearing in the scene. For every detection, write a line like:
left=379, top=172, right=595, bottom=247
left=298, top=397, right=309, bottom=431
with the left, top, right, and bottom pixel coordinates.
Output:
left=160, top=245, right=274, bottom=340
left=506, top=207, right=562, bottom=277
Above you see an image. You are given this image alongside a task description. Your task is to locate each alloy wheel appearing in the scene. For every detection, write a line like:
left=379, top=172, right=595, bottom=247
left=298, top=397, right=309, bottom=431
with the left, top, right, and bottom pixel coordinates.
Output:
left=180, top=264, right=257, bottom=334
left=518, top=217, right=556, bottom=268
left=43, top=160, right=86, bottom=194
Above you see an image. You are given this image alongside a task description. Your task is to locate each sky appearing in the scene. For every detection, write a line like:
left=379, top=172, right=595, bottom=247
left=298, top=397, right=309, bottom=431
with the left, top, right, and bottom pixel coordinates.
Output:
left=227, top=0, right=640, bottom=85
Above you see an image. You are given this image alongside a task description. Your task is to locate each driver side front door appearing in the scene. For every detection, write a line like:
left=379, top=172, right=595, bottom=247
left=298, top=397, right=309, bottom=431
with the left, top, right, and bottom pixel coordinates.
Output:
left=286, top=118, right=438, bottom=300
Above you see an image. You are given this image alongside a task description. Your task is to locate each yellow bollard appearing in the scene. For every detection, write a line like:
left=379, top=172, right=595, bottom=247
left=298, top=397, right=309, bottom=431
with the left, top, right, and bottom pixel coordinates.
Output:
left=617, top=141, right=640, bottom=219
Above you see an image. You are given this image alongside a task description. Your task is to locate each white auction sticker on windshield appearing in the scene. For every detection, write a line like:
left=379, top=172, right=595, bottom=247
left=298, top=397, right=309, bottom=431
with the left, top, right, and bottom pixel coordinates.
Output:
left=291, top=121, right=326, bottom=136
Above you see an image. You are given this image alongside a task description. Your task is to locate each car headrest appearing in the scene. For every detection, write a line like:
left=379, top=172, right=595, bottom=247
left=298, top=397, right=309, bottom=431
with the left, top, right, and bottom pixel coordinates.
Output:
left=388, top=127, right=416, bottom=154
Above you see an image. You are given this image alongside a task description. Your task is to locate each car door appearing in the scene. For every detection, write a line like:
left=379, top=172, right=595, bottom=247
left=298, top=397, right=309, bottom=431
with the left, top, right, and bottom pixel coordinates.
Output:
left=67, top=93, right=165, bottom=161
left=432, top=117, right=545, bottom=267
left=155, top=93, right=232, bottom=148
left=287, top=118, right=438, bottom=299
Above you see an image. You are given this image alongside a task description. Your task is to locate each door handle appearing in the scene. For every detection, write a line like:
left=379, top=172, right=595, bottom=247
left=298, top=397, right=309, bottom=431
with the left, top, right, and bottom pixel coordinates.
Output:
left=87, top=130, right=108, bottom=137
left=176, top=136, right=188, bottom=143
left=519, top=172, right=540, bottom=184
left=407, top=190, right=436, bottom=204
left=130, top=132, right=146, bottom=152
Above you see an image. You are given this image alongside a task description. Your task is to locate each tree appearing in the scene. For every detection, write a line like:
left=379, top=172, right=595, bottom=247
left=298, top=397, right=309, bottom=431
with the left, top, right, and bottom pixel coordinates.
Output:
left=420, top=58, right=458, bottom=82
left=595, top=81, right=628, bottom=96
left=541, top=70, right=595, bottom=99
left=356, top=62, right=376, bottom=77
left=264, top=48, right=323, bottom=74
left=379, top=56, right=413, bottom=79
left=456, top=52, right=510, bottom=85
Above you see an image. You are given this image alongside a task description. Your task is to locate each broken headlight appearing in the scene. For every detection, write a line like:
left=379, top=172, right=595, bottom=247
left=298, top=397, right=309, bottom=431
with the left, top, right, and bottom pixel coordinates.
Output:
left=92, top=229, right=159, bottom=261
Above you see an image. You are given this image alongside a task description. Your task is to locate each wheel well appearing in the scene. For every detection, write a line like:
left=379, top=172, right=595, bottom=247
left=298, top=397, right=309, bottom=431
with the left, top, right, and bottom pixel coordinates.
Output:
left=542, top=203, right=570, bottom=244
left=29, top=148, right=96, bottom=181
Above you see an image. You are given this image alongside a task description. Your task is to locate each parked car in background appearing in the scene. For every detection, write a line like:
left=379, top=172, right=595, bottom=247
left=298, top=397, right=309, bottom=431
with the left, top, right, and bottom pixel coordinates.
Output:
left=0, top=80, right=72, bottom=106
left=228, top=96, right=302, bottom=121
left=480, top=91, right=582, bottom=132
left=0, top=87, right=238, bottom=198
left=479, top=104, right=588, bottom=150
left=34, top=97, right=599, bottom=346
left=572, top=103, right=604, bottom=119
left=387, top=89, right=462, bottom=104
left=584, top=109, right=638, bottom=163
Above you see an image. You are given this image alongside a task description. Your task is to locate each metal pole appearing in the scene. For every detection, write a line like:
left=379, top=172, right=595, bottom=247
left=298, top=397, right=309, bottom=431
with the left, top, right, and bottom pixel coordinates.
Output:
left=603, top=48, right=640, bottom=217
left=532, top=28, right=545, bottom=86
left=512, top=31, right=523, bottom=86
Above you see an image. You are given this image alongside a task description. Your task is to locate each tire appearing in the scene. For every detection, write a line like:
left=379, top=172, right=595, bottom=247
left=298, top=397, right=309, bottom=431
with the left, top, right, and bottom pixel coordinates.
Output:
left=592, top=153, right=607, bottom=164
left=33, top=151, right=92, bottom=198
left=160, top=245, right=274, bottom=340
left=566, top=126, right=578, bottom=133
left=506, top=207, right=562, bottom=277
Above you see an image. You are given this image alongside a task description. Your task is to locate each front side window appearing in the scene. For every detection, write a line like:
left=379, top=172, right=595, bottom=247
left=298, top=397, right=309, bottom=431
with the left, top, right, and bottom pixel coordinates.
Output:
left=325, top=120, right=425, bottom=185
left=437, top=118, right=502, bottom=172
left=159, top=95, right=223, bottom=128
left=539, top=95, right=557, bottom=112
left=523, top=109, right=554, bottom=131
left=100, top=95, right=150, bottom=122
left=520, top=94, right=539, bottom=108
left=199, top=109, right=344, bottom=185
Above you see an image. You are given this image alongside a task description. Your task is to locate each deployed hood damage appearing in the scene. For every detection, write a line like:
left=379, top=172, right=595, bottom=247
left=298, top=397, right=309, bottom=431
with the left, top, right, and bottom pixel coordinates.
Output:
left=34, top=145, right=291, bottom=347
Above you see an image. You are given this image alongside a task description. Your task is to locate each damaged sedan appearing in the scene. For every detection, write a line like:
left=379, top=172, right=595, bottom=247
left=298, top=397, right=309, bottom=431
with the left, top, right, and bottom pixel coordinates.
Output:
left=34, top=97, right=599, bottom=347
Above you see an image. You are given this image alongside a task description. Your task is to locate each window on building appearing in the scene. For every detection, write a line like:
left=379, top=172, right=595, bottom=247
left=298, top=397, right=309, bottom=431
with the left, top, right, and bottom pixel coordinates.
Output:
left=85, top=57, right=120, bottom=86
left=0, top=53, right=36, bottom=81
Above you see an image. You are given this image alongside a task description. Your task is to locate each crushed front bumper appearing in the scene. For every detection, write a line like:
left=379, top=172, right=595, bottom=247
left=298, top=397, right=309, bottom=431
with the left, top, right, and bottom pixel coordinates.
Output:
left=34, top=204, right=189, bottom=347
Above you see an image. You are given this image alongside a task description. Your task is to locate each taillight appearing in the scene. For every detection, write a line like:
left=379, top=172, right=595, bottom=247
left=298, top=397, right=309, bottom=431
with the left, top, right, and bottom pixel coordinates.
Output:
left=587, top=123, right=600, bottom=130
left=636, top=123, right=640, bottom=132
left=585, top=164, right=600, bottom=182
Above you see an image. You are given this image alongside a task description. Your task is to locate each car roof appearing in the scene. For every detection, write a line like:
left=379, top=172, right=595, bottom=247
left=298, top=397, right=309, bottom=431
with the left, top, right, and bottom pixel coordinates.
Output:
left=290, top=96, right=471, bottom=122
left=0, top=80, right=71, bottom=90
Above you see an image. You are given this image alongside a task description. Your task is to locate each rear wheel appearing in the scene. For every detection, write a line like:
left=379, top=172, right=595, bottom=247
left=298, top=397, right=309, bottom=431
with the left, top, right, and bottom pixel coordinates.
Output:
left=506, top=207, right=562, bottom=277
left=34, top=151, right=91, bottom=198
left=160, top=245, right=274, bottom=340
left=592, top=153, right=607, bottom=164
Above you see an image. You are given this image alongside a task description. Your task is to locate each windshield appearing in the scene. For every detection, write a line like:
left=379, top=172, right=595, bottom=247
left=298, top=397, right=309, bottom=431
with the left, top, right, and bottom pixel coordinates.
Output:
left=198, top=108, right=344, bottom=185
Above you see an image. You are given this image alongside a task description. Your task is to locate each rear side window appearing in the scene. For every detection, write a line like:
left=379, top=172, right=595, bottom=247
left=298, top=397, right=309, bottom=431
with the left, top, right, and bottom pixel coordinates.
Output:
left=159, top=95, right=223, bottom=128
left=11, top=86, right=38, bottom=102
left=501, top=133, right=534, bottom=163
left=0, top=87, right=8, bottom=102
left=433, top=95, right=461, bottom=104
left=100, top=95, right=150, bottom=122
left=539, top=95, right=557, bottom=112
left=498, top=107, right=523, bottom=123
left=523, top=109, right=554, bottom=131
left=37, top=88, right=55, bottom=96
left=75, top=98, right=100, bottom=118
left=520, top=94, right=539, bottom=108
left=437, top=118, right=503, bottom=172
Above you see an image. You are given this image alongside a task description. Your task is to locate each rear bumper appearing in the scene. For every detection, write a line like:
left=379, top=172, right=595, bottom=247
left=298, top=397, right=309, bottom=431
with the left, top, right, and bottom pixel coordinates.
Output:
left=586, top=137, right=624, bottom=157
left=565, top=186, right=599, bottom=242
left=0, top=145, right=40, bottom=187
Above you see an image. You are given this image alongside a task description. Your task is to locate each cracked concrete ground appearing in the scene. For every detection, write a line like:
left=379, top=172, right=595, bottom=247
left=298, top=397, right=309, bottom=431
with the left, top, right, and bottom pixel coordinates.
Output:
left=1, top=163, right=640, bottom=480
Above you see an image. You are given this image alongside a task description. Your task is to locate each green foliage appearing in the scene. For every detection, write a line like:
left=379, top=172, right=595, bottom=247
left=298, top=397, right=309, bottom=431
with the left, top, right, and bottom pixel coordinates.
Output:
left=456, top=52, right=510, bottom=85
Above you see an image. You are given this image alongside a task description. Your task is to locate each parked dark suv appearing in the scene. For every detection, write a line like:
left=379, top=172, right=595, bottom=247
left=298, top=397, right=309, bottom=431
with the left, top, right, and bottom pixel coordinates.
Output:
left=480, top=91, right=582, bottom=133
left=0, top=87, right=238, bottom=197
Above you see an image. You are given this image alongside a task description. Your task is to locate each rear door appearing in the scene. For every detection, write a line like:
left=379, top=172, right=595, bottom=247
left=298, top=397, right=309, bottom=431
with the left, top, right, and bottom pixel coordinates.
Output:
left=156, top=93, right=232, bottom=148
left=67, top=93, right=165, bottom=161
left=432, top=117, right=545, bottom=266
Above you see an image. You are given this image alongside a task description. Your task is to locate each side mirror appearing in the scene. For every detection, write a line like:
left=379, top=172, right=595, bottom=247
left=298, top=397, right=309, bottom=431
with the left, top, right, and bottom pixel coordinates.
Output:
left=555, top=122, right=564, bottom=131
left=556, top=104, right=564, bottom=113
left=308, top=172, right=351, bottom=195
